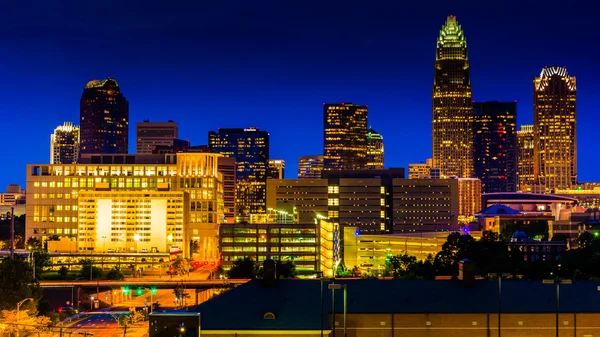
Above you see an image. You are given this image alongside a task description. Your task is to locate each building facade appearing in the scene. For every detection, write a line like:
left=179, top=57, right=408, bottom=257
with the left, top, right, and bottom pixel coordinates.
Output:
left=323, top=103, right=368, bottom=171
left=136, top=120, right=179, bottom=154
left=267, top=159, right=285, bottom=179
left=79, top=78, right=129, bottom=155
left=473, top=102, right=517, bottom=193
left=25, top=153, right=223, bottom=260
left=392, top=178, right=459, bottom=232
left=408, top=161, right=432, bottom=179
left=432, top=16, right=473, bottom=179
left=457, top=178, right=482, bottom=224
left=217, top=156, right=237, bottom=224
left=298, top=155, right=323, bottom=179
left=534, top=66, right=577, bottom=192
left=208, top=128, right=269, bottom=218
left=366, top=128, right=384, bottom=170
left=50, top=122, right=80, bottom=164
left=517, top=125, right=535, bottom=192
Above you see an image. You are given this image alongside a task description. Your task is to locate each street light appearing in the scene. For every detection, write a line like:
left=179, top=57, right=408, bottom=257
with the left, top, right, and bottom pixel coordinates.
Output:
left=90, top=296, right=95, bottom=309
left=543, top=272, right=572, bottom=337
left=328, top=282, right=347, bottom=337
left=488, top=272, right=510, bottom=337
left=102, top=236, right=107, bottom=253
left=16, top=298, right=34, bottom=337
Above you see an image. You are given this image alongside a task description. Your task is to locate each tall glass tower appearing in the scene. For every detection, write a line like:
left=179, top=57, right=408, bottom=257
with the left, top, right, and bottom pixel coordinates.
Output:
left=80, top=78, right=129, bottom=155
left=323, top=102, right=368, bottom=171
left=432, top=16, right=473, bottom=178
left=50, top=122, right=80, bottom=164
left=534, top=66, right=577, bottom=192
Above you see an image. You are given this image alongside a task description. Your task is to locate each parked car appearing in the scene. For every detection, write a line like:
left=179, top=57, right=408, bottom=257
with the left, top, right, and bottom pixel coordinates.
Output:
left=141, top=248, right=148, bottom=253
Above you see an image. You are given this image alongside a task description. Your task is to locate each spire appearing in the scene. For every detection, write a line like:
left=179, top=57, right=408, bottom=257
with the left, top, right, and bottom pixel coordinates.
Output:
left=437, top=15, right=467, bottom=49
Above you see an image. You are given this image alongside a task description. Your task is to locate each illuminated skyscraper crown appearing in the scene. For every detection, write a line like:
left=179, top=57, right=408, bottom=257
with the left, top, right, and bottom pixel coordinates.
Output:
left=535, top=66, right=576, bottom=91
left=437, top=15, right=467, bottom=49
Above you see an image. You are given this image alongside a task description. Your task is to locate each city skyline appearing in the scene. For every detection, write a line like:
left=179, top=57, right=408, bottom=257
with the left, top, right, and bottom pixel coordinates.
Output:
left=2, top=1, right=598, bottom=190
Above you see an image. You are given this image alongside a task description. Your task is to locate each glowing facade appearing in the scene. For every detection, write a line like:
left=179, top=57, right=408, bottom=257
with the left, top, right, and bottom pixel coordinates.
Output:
left=298, top=155, right=323, bottom=179
left=323, top=103, right=368, bottom=171
left=473, top=102, right=517, bottom=193
left=517, top=125, right=535, bottom=192
left=432, top=16, right=473, bottom=178
left=457, top=178, right=482, bottom=224
left=267, top=159, right=285, bottom=179
left=534, top=66, right=577, bottom=192
left=25, top=153, right=224, bottom=260
left=80, top=78, right=129, bottom=155
left=366, top=128, right=384, bottom=169
left=208, top=128, right=269, bottom=218
left=50, top=122, right=80, bottom=164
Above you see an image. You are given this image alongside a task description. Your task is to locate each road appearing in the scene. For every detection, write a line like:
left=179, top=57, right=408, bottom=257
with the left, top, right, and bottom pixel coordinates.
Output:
left=39, top=278, right=248, bottom=288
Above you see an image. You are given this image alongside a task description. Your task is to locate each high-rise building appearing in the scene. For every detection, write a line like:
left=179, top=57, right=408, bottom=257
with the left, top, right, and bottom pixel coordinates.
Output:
left=534, top=66, right=577, bottom=192
left=457, top=178, right=482, bottom=224
left=217, top=156, right=237, bottom=224
left=50, top=122, right=80, bottom=164
left=517, top=125, right=535, bottom=192
left=268, top=159, right=285, bottom=179
left=366, top=128, right=384, bottom=169
left=323, top=103, right=368, bottom=170
left=473, top=102, right=517, bottom=193
left=208, top=127, right=269, bottom=218
left=298, top=155, right=323, bottom=179
left=432, top=16, right=473, bottom=178
left=409, top=162, right=431, bottom=179
left=136, top=120, right=179, bottom=154
left=79, top=78, right=129, bottom=155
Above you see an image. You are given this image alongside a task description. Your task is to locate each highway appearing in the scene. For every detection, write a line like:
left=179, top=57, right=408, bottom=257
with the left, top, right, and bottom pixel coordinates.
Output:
left=39, top=278, right=249, bottom=288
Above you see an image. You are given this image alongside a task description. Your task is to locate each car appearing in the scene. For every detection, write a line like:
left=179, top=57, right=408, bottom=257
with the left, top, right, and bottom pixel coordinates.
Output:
left=107, top=249, right=114, bottom=253
left=141, top=248, right=148, bottom=253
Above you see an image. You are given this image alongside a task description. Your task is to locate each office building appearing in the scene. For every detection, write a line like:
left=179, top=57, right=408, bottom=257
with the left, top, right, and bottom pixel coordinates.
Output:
left=218, top=156, right=237, bottom=224
left=473, top=101, right=517, bottom=193
left=79, top=78, right=129, bottom=155
left=208, top=127, right=269, bottom=218
left=25, top=153, right=224, bottom=260
left=219, top=219, right=338, bottom=277
left=517, top=125, right=535, bottom=192
left=0, top=184, right=26, bottom=205
left=298, top=155, right=323, bottom=179
left=534, top=66, right=577, bottom=192
left=392, top=178, right=459, bottom=232
left=409, top=162, right=431, bottom=179
left=267, top=159, right=285, bottom=179
left=432, top=16, right=473, bottom=178
left=136, top=120, right=179, bottom=154
left=323, top=103, right=368, bottom=170
left=50, top=122, right=80, bottom=164
left=366, top=128, right=384, bottom=169
left=457, top=177, right=482, bottom=224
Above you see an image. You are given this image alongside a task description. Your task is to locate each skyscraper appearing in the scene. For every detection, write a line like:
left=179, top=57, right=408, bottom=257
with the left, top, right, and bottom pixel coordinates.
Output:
left=136, top=120, right=179, bottom=154
left=534, top=66, right=577, bottom=192
left=208, top=127, right=269, bottom=218
left=473, top=101, right=517, bottom=193
left=268, top=159, right=285, bottom=179
left=298, top=155, right=324, bottom=179
left=323, top=103, right=368, bottom=170
left=79, top=78, right=129, bottom=155
left=50, top=122, right=80, bottom=164
left=517, top=125, right=535, bottom=192
left=432, top=16, right=473, bottom=178
left=366, top=128, right=384, bottom=169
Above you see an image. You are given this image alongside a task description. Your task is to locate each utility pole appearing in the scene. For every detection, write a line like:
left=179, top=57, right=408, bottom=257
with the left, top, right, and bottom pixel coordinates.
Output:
left=10, top=207, right=15, bottom=259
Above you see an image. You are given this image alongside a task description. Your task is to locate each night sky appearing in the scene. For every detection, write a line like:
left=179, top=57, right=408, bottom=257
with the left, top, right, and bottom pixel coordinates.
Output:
left=1, top=0, right=597, bottom=191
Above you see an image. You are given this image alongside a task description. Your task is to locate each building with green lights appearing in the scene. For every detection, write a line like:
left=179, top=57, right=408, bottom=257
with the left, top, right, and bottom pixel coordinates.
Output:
left=432, top=15, right=473, bottom=179
left=366, top=128, right=384, bottom=170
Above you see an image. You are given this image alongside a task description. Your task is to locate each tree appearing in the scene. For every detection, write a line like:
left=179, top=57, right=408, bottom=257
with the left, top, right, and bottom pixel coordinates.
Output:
left=118, top=310, right=145, bottom=337
left=227, top=257, right=258, bottom=279
left=190, top=240, right=200, bottom=254
left=26, top=237, right=43, bottom=251
left=80, top=259, right=103, bottom=280
left=58, top=266, right=69, bottom=279
left=386, top=253, right=417, bottom=279
left=0, top=309, right=52, bottom=336
left=276, top=259, right=297, bottom=279
left=106, top=267, right=125, bottom=281
left=0, top=257, right=41, bottom=310
left=170, top=256, right=189, bottom=276
left=33, top=250, right=52, bottom=277
left=577, top=232, right=595, bottom=249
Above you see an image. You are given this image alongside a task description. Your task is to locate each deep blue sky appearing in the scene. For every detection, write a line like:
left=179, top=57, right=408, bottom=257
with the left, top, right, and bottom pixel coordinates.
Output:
left=1, top=0, right=597, bottom=191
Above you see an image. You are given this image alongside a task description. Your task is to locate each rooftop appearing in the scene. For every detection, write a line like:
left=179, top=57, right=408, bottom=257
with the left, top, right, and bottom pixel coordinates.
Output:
left=189, top=279, right=600, bottom=331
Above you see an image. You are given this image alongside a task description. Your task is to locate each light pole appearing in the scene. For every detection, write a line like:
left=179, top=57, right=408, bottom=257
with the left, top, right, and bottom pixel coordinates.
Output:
left=134, top=234, right=141, bottom=253
left=90, top=296, right=94, bottom=310
left=28, top=246, right=36, bottom=280
left=16, top=298, right=34, bottom=337
left=543, top=270, right=572, bottom=337
left=102, top=236, right=107, bottom=253
left=328, top=282, right=347, bottom=337
left=488, top=272, right=510, bottom=337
